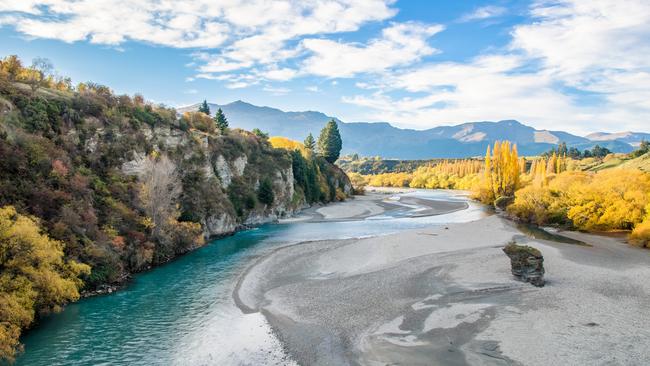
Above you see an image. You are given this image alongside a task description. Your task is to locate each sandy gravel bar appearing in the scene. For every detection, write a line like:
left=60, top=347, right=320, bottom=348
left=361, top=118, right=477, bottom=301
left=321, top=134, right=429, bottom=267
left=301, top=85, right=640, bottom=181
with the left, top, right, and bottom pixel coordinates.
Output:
left=235, top=211, right=650, bottom=365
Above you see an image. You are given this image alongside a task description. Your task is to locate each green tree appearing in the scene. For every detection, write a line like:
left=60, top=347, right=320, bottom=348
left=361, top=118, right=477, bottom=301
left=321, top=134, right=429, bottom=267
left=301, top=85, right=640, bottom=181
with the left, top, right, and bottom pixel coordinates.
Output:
left=198, top=100, right=210, bottom=115
left=317, top=119, right=342, bottom=163
left=252, top=128, right=269, bottom=139
left=591, top=145, right=611, bottom=158
left=214, top=108, right=228, bottom=132
left=257, top=178, right=274, bottom=205
left=304, top=133, right=316, bottom=151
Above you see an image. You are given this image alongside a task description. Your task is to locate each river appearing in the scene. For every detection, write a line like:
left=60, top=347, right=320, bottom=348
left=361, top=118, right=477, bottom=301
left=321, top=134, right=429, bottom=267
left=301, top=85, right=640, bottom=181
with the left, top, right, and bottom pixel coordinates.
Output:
left=16, top=190, right=489, bottom=365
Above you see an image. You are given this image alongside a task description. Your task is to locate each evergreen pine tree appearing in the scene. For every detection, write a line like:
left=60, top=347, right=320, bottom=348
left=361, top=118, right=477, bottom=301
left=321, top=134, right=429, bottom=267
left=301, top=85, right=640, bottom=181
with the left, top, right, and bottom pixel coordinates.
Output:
left=304, top=133, right=316, bottom=151
left=214, top=108, right=228, bottom=132
left=257, top=178, right=275, bottom=205
left=317, top=119, right=342, bottom=163
left=198, top=100, right=210, bottom=115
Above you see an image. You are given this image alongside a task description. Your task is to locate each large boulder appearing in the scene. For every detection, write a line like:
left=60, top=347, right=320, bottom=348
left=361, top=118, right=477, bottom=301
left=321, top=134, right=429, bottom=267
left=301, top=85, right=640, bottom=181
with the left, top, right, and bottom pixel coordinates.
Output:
left=502, top=242, right=545, bottom=287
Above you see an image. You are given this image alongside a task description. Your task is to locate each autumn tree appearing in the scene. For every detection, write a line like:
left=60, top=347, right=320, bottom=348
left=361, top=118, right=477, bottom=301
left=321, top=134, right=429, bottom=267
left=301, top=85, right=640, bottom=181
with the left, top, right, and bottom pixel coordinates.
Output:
left=0, top=55, right=23, bottom=81
left=269, top=136, right=305, bottom=153
left=139, top=153, right=181, bottom=239
left=137, top=153, right=204, bottom=262
left=214, top=108, right=228, bottom=132
left=317, top=119, right=342, bottom=164
left=181, top=111, right=215, bottom=133
left=476, top=141, right=521, bottom=204
left=25, top=57, right=53, bottom=92
left=0, top=206, right=90, bottom=361
left=198, top=99, right=210, bottom=115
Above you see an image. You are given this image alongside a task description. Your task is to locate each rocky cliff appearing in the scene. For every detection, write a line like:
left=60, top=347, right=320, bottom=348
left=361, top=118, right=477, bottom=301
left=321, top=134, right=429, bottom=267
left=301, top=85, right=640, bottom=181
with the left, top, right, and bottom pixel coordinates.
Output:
left=0, top=79, right=351, bottom=290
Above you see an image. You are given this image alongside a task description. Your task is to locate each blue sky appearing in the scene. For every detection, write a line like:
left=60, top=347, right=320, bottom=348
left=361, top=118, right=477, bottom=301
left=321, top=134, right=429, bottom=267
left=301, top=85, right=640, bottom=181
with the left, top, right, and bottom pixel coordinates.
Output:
left=1, top=0, right=649, bottom=134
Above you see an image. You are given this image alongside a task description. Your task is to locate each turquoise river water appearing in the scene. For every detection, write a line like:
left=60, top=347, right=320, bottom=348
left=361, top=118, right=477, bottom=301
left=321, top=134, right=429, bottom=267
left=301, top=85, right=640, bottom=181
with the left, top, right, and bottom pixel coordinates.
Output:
left=16, top=190, right=489, bottom=365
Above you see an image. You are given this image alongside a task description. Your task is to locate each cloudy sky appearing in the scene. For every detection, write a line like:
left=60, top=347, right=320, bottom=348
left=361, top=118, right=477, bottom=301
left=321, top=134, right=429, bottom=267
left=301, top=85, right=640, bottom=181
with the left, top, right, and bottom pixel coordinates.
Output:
left=1, top=0, right=649, bottom=134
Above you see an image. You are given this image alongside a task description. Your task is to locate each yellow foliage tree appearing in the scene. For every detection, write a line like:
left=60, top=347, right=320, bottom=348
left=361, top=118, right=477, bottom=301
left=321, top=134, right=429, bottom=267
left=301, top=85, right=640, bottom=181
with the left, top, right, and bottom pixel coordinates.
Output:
left=509, top=169, right=650, bottom=233
left=269, top=136, right=309, bottom=157
left=361, top=159, right=482, bottom=190
left=476, top=141, right=520, bottom=204
left=0, top=206, right=90, bottom=361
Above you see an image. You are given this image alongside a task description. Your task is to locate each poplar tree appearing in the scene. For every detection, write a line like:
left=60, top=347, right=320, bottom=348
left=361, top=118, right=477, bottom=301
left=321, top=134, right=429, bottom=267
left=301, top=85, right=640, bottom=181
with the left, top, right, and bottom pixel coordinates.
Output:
left=478, top=141, right=521, bottom=204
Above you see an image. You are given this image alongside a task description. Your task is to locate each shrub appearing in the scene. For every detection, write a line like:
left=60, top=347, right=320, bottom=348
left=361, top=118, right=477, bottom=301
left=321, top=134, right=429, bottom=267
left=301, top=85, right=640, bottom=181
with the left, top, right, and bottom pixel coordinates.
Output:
left=630, top=219, right=650, bottom=247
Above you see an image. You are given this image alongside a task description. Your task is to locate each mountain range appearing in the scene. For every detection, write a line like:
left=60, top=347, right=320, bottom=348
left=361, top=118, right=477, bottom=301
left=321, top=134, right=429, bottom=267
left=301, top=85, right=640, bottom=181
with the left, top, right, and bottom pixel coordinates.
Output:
left=178, top=101, right=646, bottom=159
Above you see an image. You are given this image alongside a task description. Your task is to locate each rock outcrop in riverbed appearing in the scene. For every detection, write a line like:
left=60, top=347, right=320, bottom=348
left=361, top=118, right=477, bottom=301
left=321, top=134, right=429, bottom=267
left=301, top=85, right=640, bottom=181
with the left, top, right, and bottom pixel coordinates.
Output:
left=502, top=242, right=545, bottom=287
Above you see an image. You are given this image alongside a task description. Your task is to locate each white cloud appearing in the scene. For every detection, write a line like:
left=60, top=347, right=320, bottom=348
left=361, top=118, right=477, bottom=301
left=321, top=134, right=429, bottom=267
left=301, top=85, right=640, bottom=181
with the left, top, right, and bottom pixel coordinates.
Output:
left=343, top=54, right=588, bottom=131
left=1, top=1, right=230, bottom=47
left=343, top=0, right=650, bottom=133
left=301, top=22, right=443, bottom=78
left=259, top=67, right=298, bottom=81
left=263, top=85, right=291, bottom=95
left=226, top=81, right=251, bottom=89
left=0, top=0, right=397, bottom=71
left=459, top=5, right=507, bottom=22
left=306, top=85, right=320, bottom=92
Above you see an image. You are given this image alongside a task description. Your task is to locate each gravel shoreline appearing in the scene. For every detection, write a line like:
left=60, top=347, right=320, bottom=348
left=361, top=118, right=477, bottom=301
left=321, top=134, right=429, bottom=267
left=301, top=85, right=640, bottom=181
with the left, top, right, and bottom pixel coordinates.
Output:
left=235, top=193, right=650, bottom=365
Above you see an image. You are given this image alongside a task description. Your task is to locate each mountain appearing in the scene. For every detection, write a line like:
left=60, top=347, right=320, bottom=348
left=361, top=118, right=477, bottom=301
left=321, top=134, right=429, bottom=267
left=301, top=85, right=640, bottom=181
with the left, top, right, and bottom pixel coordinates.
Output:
left=585, top=131, right=650, bottom=147
left=179, top=101, right=638, bottom=158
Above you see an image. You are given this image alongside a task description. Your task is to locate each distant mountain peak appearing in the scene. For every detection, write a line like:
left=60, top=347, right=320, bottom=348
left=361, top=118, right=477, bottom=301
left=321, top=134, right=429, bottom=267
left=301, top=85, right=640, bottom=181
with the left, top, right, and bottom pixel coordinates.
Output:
left=228, top=100, right=250, bottom=106
left=176, top=100, right=640, bottom=158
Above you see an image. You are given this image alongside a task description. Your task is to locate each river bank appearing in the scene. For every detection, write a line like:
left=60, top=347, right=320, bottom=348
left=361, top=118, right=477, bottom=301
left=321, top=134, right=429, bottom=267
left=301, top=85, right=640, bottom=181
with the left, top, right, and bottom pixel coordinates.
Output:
left=16, top=189, right=487, bottom=365
left=236, top=191, right=650, bottom=365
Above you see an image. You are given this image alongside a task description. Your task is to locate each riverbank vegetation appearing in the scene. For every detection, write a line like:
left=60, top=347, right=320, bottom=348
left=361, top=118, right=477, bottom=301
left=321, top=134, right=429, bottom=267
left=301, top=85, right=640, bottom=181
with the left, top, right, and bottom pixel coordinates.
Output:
left=351, top=141, right=650, bottom=247
left=0, top=206, right=90, bottom=361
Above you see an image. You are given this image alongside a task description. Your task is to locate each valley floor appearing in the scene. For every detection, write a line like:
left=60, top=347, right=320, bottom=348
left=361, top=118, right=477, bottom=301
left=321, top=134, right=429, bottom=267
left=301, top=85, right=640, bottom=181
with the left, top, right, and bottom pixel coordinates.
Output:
left=236, top=192, right=650, bottom=365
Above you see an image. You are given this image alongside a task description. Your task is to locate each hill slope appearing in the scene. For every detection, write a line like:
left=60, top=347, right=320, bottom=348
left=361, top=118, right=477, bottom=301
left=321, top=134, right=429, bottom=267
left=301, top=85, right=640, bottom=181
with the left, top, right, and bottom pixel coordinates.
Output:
left=179, top=101, right=636, bottom=158
left=585, top=131, right=650, bottom=147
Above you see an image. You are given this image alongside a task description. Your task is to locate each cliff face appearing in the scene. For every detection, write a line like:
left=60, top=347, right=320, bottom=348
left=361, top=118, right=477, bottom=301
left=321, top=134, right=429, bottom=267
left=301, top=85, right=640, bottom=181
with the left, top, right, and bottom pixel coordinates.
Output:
left=118, top=125, right=305, bottom=238
left=0, top=80, right=351, bottom=290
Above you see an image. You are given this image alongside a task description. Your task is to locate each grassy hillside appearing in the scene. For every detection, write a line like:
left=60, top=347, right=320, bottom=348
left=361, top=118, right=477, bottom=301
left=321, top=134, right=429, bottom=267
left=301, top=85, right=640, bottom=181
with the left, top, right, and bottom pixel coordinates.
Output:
left=584, top=152, right=650, bottom=172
